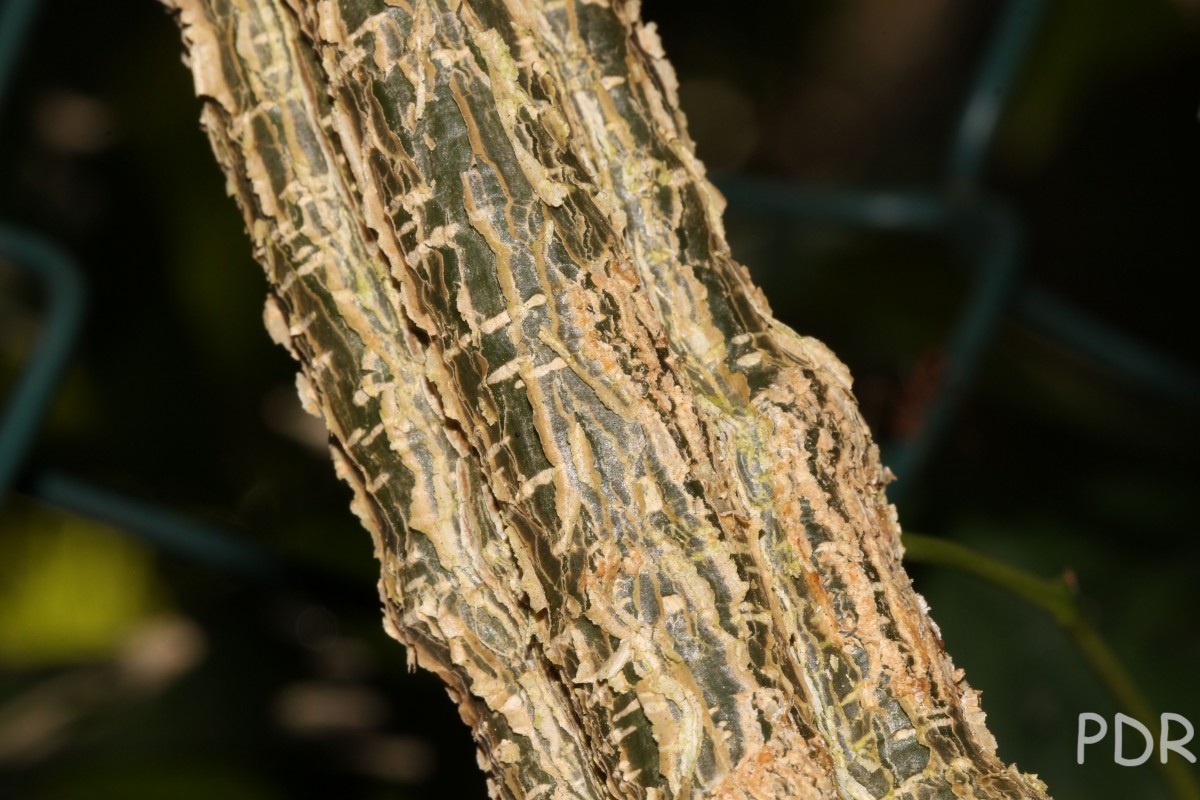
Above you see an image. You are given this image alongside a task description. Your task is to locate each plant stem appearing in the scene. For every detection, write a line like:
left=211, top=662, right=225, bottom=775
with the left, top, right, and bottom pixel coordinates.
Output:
left=903, top=532, right=1199, bottom=800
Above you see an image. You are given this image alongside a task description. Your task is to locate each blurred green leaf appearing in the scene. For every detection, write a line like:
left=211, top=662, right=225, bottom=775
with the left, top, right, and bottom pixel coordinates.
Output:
left=0, top=502, right=166, bottom=666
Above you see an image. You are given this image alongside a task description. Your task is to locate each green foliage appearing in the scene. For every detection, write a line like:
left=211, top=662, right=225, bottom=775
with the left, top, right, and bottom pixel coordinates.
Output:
left=0, top=502, right=164, bottom=666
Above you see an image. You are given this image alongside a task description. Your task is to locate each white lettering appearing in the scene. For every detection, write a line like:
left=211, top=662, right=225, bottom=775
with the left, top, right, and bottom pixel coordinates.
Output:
left=1078, top=713, right=1107, bottom=764
left=1114, top=713, right=1154, bottom=767
left=1160, top=713, right=1196, bottom=764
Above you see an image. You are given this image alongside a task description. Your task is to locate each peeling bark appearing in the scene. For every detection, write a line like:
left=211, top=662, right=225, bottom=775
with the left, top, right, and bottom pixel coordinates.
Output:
left=161, top=1, right=1053, bottom=798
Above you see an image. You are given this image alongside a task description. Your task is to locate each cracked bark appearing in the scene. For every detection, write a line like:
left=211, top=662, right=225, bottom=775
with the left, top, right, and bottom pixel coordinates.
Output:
left=161, top=1, right=1053, bottom=798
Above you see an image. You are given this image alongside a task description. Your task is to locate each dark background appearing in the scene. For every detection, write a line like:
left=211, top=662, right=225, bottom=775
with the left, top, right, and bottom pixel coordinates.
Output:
left=1, top=0, right=1198, bottom=797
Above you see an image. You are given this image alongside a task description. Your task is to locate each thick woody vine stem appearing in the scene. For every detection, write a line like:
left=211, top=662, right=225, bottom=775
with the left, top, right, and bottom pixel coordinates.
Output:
left=161, top=1, right=1053, bottom=798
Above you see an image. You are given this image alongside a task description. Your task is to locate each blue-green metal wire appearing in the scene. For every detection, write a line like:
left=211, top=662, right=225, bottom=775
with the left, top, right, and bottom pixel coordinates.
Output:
left=715, top=0, right=1054, bottom=496
left=0, top=228, right=84, bottom=493
left=0, top=0, right=70, bottom=495
left=1018, top=286, right=1200, bottom=399
left=713, top=184, right=953, bottom=232
left=720, top=0, right=1197, bottom=499
left=714, top=178, right=1027, bottom=495
left=30, top=469, right=281, bottom=577
left=946, top=0, right=1050, bottom=191
left=896, top=201, right=1023, bottom=488
left=0, top=0, right=42, bottom=115
left=1, top=0, right=279, bottom=578
left=0, top=225, right=279, bottom=575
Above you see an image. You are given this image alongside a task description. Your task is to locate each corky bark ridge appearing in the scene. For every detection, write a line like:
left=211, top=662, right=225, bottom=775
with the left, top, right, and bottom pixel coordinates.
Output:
left=162, top=1, right=1052, bottom=798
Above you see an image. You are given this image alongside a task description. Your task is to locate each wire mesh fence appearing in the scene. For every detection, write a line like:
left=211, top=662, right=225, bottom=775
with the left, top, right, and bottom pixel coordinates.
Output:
left=2, top=1, right=1198, bottom=798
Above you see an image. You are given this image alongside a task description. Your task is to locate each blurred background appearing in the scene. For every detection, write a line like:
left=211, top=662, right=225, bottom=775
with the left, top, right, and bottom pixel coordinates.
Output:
left=0, top=0, right=1197, bottom=797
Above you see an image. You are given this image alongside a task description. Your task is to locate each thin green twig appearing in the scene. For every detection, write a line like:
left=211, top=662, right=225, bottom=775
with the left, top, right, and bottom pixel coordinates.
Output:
left=902, top=532, right=1199, bottom=800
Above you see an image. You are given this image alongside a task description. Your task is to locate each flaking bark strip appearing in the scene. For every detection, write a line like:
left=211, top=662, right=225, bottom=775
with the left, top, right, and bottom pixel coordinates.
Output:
left=163, top=1, right=1052, bottom=798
